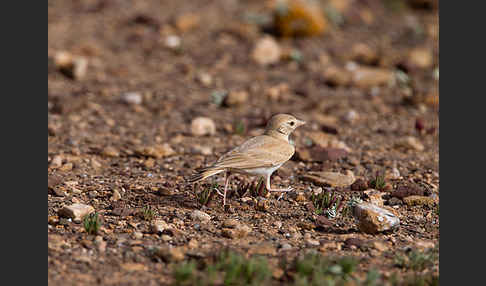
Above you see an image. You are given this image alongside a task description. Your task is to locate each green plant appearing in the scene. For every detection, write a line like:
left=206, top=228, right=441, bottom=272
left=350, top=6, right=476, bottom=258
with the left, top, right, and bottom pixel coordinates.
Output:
left=234, top=120, right=246, bottom=136
left=369, top=173, right=386, bottom=191
left=362, top=268, right=381, bottom=286
left=393, top=247, right=438, bottom=272
left=172, top=251, right=271, bottom=286
left=310, top=190, right=343, bottom=218
left=211, top=90, right=228, bottom=106
left=83, top=212, right=101, bottom=235
left=217, top=251, right=271, bottom=286
left=173, top=261, right=197, bottom=286
left=292, top=253, right=359, bottom=286
left=390, top=271, right=439, bottom=286
left=140, top=205, right=155, bottom=221
left=236, top=177, right=268, bottom=198
left=341, top=195, right=362, bottom=218
left=196, top=183, right=217, bottom=206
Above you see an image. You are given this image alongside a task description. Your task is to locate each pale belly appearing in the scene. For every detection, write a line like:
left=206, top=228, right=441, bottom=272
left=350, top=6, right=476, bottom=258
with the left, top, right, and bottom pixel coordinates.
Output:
left=229, top=163, right=283, bottom=178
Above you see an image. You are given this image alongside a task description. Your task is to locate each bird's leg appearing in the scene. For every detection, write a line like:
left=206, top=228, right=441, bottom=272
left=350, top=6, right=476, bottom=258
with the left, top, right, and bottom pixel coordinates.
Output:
left=265, top=174, right=293, bottom=193
left=222, top=171, right=231, bottom=207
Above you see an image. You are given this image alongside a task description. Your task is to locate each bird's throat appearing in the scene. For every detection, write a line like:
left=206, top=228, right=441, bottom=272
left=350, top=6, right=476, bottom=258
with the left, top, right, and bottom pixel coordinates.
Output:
left=264, top=129, right=289, bottom=142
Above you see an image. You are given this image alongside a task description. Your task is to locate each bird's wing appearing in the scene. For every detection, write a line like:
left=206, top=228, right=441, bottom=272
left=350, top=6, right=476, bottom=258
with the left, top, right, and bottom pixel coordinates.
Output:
left=212, top=135, right=294, bottom=170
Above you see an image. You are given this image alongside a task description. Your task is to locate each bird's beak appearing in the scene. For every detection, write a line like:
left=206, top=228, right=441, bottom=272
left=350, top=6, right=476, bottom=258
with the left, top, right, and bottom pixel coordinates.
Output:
left=297, top=119, right=306, bottom=126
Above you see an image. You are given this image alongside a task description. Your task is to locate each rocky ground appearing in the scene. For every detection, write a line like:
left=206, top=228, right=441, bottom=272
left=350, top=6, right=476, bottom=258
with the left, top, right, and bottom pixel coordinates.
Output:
left=48, top=0, right=439, bottom=285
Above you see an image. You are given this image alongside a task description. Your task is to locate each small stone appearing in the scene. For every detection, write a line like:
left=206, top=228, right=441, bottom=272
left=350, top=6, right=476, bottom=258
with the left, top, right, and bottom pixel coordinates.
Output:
left=323, top=66, right=351, bottom=86
left=350, top=66, right=394, bottom=89
left=319, top=241, right=342, bottom=252
left=294, top=192, right=307, bottom=202
left=342, top=110, right=359, bottom=124
left=344, top=238, right=366, bottom=249
left=351, top=43, right=378, bottom=65
left=387, top=197, right=402, bottom=206
left=371, top=240, right=388, bottom=251
left=351, top=179, right=368, bottom=191
left=135, top=144, right=175, bottom=158
left=386, top=167, right=401, bottom=180
left=133, top=231, right=143, bottom=239
left=272, top=267, right=285, bottom=280
left=161, top=234, right=172, bottom=241
left=50, top=155, right=63, bottom=168
left=196, top=72, right=212, bottom=87
left=165, top=35, right=181, bottom=49
left=120, top=263, right=147, bottom=272
left=353, top=202, right=400, bottom=234
left=71, top=57, right=88, bottom=80
left=395, top=136, right=424, bottom=151
left=121, top=92, right=143, bottom=105
left=102, top=146, right=119, bottom=157
left=191, top=117, right=216, bottom=136
left=175, top=13, right=200, bottom=32
left=251, top=36, right=281, bottom=66
left=224, top=90, right=249, bottom=106
left=279, top=243, right=292, bottom=251
left=54, top=51, right=88, bottom=80
left=187, top=239, right=199, bottom=249
left=305, top=132, right=351, bottom=152
left=94, top=236, right=106, bottom=252
left=59, top=163, right=73, bottom=172
left=305, top=238, right=320, bottom=247
left=144, top=158, right=156, bottom=168
left=304, top=146, right=348, bottom=162
left=273, top=0, right=328, bottom=37
left=407, top=47, right=433, bottom=69
left=222, top=219, right=239, bottom=229
left=415, top=240, right=436, bottom=250
left=221, top=224, right=251, bottom=239
left=315, top=215, right=333, bottom=228
left=265, top=83, right=289, bottom=101
left=403, top=195, right=436, bottom=207
left=154, top=246, right=185, bottom=262
left=300, top=170, right=355, bottom=188
left=391, top=183, right=426, bottom=199
left=190, top=210, right=211, bottom=222
left=90, top=159, right=102, bottom=169
left=364, top=189, right=385, bottom=206
left=191, top=145, right=212, bottom=155
left=256, top=198, right=269, bottom=211
left=110, top=189, right=122, bottom=201
left=248, top=242, right=277, bottom=256
left=273, top=221, right=283, bottom=228
left=58, top=203, right=95, bottom=222
left=151, top=219, right=170, bottom=234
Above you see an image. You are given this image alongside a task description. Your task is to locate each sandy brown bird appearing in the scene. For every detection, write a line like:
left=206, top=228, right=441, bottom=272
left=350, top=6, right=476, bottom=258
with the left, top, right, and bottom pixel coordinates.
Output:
left=188, top=114, right=305, bottom=206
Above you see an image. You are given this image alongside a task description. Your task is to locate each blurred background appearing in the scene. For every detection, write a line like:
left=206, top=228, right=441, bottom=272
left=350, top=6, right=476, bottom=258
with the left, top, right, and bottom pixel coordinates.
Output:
left=48, top=0, right=438, bottom=170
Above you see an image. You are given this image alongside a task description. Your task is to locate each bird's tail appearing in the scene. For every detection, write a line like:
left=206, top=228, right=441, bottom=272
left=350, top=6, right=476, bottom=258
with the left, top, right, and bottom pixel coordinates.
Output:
left=187, top=167, right=224, bottom=183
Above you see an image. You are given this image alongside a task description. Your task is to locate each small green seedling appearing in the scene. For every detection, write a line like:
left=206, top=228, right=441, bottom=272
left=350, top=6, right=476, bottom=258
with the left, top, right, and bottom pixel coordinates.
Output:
left=83, top=212, right=101, bottom=235
left=234, top=120, right=246, bottom=135
left=141, top=205, right=155, bottom=221
left=311, top=190, right=344, bottom=218
left=196, top=183, right=217, bottom=206
left=250, top=177, right=267, bottom=198
left=369, top=173, right=386, bottom=190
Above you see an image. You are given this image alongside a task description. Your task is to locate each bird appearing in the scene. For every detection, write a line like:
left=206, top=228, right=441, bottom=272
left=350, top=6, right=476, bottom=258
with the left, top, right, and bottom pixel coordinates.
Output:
left=188, top=113, right=306, bottom=206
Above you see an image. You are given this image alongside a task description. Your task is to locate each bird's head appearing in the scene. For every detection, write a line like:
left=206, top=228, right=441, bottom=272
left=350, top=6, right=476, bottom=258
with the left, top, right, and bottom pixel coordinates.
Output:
left=264, top=114, right=306, bottom=141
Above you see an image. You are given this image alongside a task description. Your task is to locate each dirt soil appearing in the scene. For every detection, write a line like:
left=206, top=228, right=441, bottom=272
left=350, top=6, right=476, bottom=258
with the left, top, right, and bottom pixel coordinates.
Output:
left=48, top=0, right=439, bottom=285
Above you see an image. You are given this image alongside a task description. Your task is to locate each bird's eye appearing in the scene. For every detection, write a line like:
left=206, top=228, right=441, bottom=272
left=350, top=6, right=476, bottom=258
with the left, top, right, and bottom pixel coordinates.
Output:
left=289, top=121, right=295, bottom=126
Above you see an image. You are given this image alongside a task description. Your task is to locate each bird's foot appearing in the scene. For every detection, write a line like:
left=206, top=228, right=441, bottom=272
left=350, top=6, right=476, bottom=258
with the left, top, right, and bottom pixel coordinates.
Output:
left=268, top=186, right=293, bottom=192
left=214, top=188, right=225, bottom=197
left=268, top=186, right=293, bottom=201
